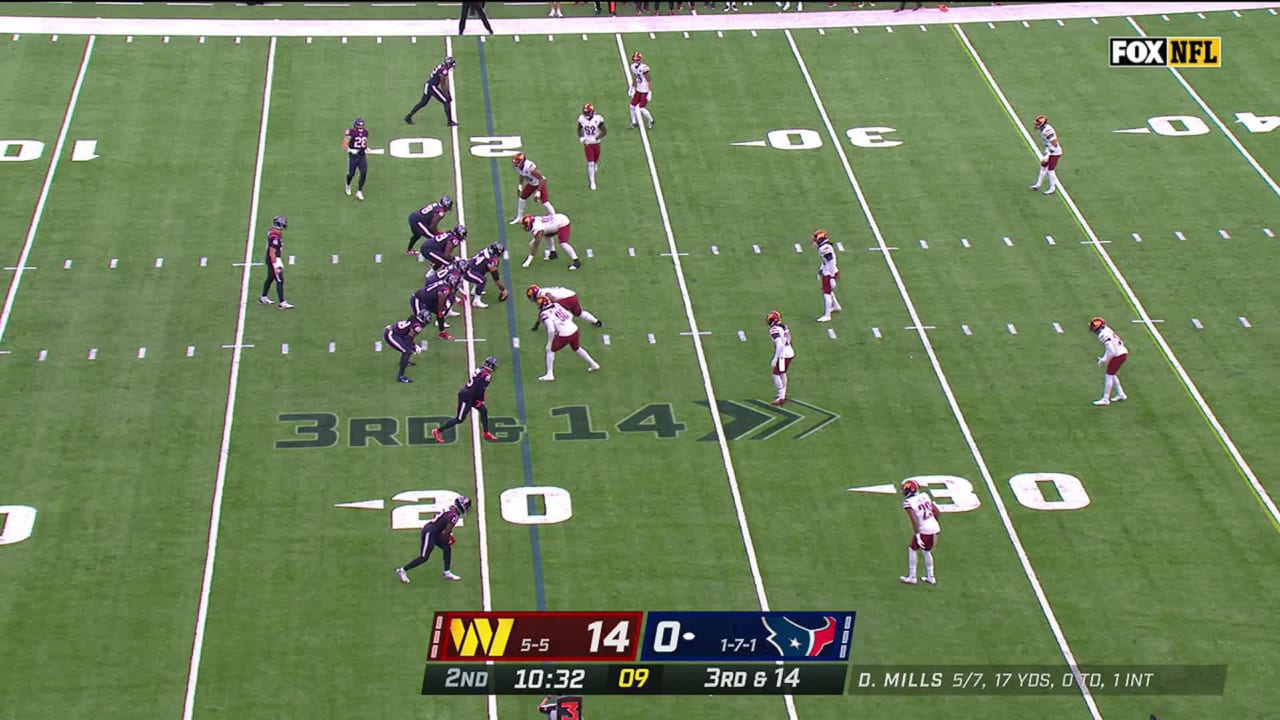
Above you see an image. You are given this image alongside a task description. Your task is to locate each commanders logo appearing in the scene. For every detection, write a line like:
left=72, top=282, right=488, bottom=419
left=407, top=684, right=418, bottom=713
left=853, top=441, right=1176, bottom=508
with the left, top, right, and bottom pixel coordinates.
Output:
left=1109, top=36, right=1221, bottom=67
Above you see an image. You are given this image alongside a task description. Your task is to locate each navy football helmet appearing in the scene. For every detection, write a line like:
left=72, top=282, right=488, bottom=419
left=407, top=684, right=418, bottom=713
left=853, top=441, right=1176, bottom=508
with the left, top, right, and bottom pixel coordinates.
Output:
left=272, top=215, right=287, bottom=230
left=482, top=356, right=499, bottom=371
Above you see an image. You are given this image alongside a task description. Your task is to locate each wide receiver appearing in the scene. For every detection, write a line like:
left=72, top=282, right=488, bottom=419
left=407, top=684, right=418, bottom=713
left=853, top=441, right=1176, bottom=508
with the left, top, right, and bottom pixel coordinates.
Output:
left=1030, top=114, right=1063, bottom=195
left=900, top=479, right=940, bottom=586
left=813, top=230, right=843, bottom=322
left=508, top=152, right=556, bottom=224
left=577, top=103, right=607, bottom=190
left=1089, top=317, right=1128, bottom=406
left=536, top=296, right=601, bottom=382
left=527, top=284, right=604, bottom=329
left=765, top=311, right=795, bottom=406
left=627, top=51, right=654, bottom=129
left=521, top=213, right=582, bottom=270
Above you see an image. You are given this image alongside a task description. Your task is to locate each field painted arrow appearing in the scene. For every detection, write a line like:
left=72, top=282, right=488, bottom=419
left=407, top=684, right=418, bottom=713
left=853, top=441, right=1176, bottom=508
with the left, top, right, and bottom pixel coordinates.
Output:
left=694, top=400, right=772, bottom=442
left=334, top=499, right=385, bottom=510
left=787, top=399, right=840, bottom=439
left=846, top=484, right=896, bottom=495
left=744, top=399, right=803, bottom=440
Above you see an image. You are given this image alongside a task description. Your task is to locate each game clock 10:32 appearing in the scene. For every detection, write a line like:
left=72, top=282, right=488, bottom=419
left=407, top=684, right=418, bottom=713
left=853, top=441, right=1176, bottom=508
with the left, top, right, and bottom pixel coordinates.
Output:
left=422, top=663, right=850, bottom=695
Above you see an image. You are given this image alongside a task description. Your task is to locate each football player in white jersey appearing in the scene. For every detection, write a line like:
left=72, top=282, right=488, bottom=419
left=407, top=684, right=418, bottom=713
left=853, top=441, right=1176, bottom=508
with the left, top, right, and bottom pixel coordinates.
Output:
left=812, top=230, right=843, bottom=322
left=536, top=296, right=601, bottom=381
left=527, top=284, right=603, bottom=328
left=577, top=103, right=608, bottom=191
left=627, top=51, right=655, bottom=130
left=765, top=311, right=795, bottom=406
left=521, top=213, right=582, bottom=270
left=508, top=152, right=556, bottom=224
left=1030, top=114, right=1063, bottom=195
left=1089, top=317, right=1129, bottom=406
left=900, top=479, right=940, bottom=585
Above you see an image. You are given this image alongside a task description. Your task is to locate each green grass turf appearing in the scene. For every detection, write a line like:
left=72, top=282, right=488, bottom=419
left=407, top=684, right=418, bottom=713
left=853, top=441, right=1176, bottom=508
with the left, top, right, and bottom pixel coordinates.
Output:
left=1, top=6, right=1278, bottom=720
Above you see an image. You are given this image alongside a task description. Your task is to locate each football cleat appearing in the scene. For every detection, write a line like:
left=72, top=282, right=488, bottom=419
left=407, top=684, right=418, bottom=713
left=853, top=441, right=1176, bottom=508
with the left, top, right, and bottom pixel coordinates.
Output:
left=1033, top=114, right=1048, bottom=129
left=902, top=479, right=920, bottom=498
left=900, top=576, right=918, bottom=585
left=569, top=259, right=581, bottom=271
left=525, top=285, right=541, bottom=301
left=453, top=496, right=473, bottom=515
left=582, top=103, right=595, bottom=118
left=922, top=577, right=937, bottom=585
left=442, top=571, right=462, bottom=581
left=278, top=301, right=294, bottom=310
left=258, top=296, right=272, bottom=305
left=344, top=184, right=351, bottom=196
left=812, top=229, right=829, bottom=246
left=483, top=431, right=500, bottom=442
left=1093, top=398, right=1111, bottom=406
left=522, top=215, right=535, bottom=231
left=538, top=374, right=555, bottom=382
left=353, top=116, right=365, bottom=129
left=1089, top=317, right=1106, bottom=334
left=396, top=567, right=410, bottom=584
left=272, top=215, right=288, bottom=230
left=439, top=195, right=454, bottom=211
left=398, top=375, right=413, bottom=383
left=483, top=355, right=499, bottom=371
left=632, top=51, right=643, bottom=62
left=432, top=428, right=445, bottom=444
left=765, top=310, right=782, bottom=327
left=355, top=191, right=364, bottom=201
left=512, top=152, right=526, bottom=167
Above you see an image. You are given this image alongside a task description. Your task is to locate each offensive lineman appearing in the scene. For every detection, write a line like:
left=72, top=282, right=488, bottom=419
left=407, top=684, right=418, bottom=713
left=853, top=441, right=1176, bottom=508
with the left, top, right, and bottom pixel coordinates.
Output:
left=899, top=479, right=940, bottom=586
left=1089, top=316, right=1129, bottom=406
left=432, top=356, right=502, bottom=443
left=813, top=230, right=843, bottom=322
left=1030, top=114, right=1063, bottom=195
left=576, top=103, right=607, bottom=190
left=535, top=296, right=601, bottom=382
left=765, top=311, right=794, bottom=405
left=461, top=243, right=510, bottom=309
left=420, top=224, right=466, bottom=270
left=406, top=196, right=454, bottom=255
left=341, top=116, right=369, bottom=200
left=395, top=495, right=472, bottom=583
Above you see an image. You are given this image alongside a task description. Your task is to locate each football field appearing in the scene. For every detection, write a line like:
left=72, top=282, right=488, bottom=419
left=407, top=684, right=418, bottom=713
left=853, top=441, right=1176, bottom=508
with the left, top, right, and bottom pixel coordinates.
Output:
left=2, top=2, right=1279, bottom=719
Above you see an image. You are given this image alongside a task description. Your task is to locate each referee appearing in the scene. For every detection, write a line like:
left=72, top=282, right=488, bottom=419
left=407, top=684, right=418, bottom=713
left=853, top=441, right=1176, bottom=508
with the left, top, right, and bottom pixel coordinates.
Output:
left=459, top=1, right=494, bottom=35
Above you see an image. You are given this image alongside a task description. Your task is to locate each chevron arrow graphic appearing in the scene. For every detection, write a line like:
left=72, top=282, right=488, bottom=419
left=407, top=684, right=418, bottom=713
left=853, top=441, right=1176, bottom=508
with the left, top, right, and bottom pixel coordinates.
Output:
left=694, top=400, right=772, bottom=441
left=744, top=399, right=803, bottom=440
left=334, top=499, right=385, bottom=510
left=787, top=399, right=840, bottom=439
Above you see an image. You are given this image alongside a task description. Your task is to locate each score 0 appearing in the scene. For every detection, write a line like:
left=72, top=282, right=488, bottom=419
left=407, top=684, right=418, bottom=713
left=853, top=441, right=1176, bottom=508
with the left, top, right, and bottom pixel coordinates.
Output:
left=650, top=619, right=689, bottom=654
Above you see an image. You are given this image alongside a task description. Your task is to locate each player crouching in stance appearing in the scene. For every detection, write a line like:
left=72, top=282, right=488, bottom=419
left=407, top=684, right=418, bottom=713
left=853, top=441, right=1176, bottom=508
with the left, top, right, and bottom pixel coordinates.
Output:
left=461, top=243, right=510, bottom=309
left=433, top=356, right=502, bottom=443
left=383, top=314, right=427, bottom=384
left=527, top=285, right=603, bottom=329
left=812, top=230, right=843, bottom=322
left=1089, top=317, right=1128, bottom=406
left=396, top=495, right=471, bottom=583
left=900, top=479, right=940, bottom=586
left=765, top=311, right=794, bottom=406
left=1030, top=114, right=1063, bottom=195
left=521, top=213, right=582, bottom=270
left=536, top=296, right=600, bottom=381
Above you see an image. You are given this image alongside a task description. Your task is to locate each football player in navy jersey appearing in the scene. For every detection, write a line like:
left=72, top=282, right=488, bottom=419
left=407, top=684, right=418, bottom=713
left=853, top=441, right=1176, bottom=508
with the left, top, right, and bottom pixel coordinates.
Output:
left=412, top=266, right=463, bottom=340
left=384, top=314, right=427, bottom=383
left=420, top=224, right=466, bottom=269
left=461, top=243, right=509, bottom=309
left=396, top=495, right=472, bottom=583
left=433, top=356, right=501, bottom=443
left=342, top=116, right=369, bottom=200
left=404, top=56, right=457, bottom=127
left=258, top=215, right=293, bottom=309
left=406, top=196, right=454, bottom=255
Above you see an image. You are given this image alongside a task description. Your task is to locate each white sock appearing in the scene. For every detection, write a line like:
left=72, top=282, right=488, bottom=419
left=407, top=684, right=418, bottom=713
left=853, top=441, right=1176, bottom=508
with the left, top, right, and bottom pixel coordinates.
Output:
left=832, top=294, right=841, bottom=310
left=923, top=550, right=934, bottom=579
left=515, top=198, right=527, bottom=217
left=543, top=201, right=556, bottom=214
left=587, top=162, right=596, bottom=184
left=772, top=374, right=784, bottom=396
left=1034, top=168, right=1047, bottom=186
left=579, top=310, right=600, bottom=325
left=1103, top=374, right=1114, bottom=399
left=1112, top=376, right=1125, bottom=397
left=907, top=549, right=918, bottom=579
left=629, top=105, right=638, bottom=125
left=823, top=293, right=834, bottom=315
left=780, top=373, right=788, bottom=396
left=559, top=242, right=579, bottom=261
left=543, top=247, right=552, bottom=260
left=640, top=108, right=653, bottom=125
left=1047, top=170, right=1058, bottom=189
left=575, top=347, right=597, bottom=366
left=545, top=350, right=555, bottom=376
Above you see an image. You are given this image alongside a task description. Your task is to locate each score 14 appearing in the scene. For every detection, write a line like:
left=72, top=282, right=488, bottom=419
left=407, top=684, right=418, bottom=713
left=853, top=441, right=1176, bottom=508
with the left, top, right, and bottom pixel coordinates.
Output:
left=586, top=620, right=632, bottom=655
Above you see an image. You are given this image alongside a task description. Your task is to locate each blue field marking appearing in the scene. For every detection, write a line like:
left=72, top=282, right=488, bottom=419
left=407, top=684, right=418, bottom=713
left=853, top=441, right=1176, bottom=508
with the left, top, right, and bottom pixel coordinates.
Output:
left=477, top=37, right=547, bottom=612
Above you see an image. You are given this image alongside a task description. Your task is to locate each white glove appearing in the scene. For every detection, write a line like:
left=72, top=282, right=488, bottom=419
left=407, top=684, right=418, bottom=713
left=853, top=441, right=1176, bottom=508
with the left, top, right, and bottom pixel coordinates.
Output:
left=348, top=148, right=359, bottom=155
left=272, top=259, right=284, bottom=272
left=646, top=90, right=652, bottom=101
left=578, top=136, right=586, bottom=144
left=914, top=534, right=925, bottom=548
left=1097, top=356, right=1106, bottom=365
left=625, top=85, right=633, bottom=97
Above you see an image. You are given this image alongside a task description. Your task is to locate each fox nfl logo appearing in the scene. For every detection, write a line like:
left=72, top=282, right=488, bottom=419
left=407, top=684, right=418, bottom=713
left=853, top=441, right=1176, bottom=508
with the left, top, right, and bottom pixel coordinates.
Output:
left=1109, top=37, right=1221, bottom=67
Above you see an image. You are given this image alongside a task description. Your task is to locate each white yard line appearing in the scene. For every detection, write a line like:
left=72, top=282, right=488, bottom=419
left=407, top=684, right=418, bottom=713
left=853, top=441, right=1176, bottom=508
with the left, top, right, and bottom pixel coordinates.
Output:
left=4, top=2, right=1276, bottom=37
left=612, top=33, right=798, bottom=720
left=1126, top=16, right=1280, bottom=198
left=181, top=35, right=276, bottom=720
left=783, top=28, right=1105, bottom=720
left=954, top=23, right=1280, bottom=533
left=444, top=35, right=499, bottom=720
left=0, top=35, right=94, bottom=346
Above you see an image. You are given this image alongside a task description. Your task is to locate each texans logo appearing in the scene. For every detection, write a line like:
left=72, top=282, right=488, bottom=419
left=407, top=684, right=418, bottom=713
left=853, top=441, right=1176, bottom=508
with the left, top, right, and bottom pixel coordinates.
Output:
left=761, top=616, right=838, bottom=658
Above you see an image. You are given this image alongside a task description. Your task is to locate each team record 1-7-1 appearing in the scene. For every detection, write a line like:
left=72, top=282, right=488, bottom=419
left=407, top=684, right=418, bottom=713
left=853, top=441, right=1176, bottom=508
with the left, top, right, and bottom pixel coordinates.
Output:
left=421, top=610, right=857, bottom=695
